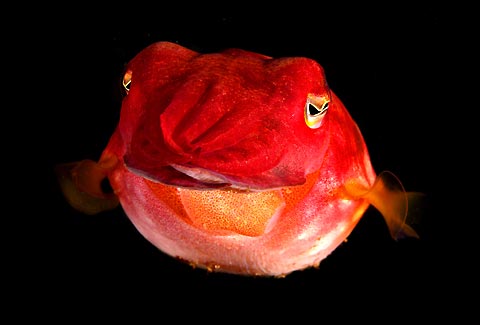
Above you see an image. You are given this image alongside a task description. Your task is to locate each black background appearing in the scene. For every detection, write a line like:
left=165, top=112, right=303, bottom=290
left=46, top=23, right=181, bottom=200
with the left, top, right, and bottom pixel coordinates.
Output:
left=15, top=6, right=473, bottom=321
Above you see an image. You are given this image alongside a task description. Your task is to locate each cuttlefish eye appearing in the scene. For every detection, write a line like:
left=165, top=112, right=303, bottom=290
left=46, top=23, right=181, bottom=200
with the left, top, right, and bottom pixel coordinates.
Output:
left=123, top=69, right=132, bottom=94
left=305, top=94, right=329, bottom=129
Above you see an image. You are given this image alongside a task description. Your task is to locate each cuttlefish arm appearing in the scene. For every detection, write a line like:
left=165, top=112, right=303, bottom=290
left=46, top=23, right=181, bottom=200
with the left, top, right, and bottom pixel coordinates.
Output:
left=55, top=155, right=120, bottom=215
left=343, top=170, right=423, bottom=240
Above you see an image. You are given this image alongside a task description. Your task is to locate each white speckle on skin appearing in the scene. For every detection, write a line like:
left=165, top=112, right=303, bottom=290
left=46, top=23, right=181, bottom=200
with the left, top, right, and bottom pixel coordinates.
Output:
left=306, top=221, right=348, bottom=257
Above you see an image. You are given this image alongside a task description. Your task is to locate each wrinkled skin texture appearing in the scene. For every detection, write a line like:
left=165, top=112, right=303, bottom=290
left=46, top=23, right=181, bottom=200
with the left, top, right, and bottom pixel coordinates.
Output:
left=57, top=42, right=419, bottom=277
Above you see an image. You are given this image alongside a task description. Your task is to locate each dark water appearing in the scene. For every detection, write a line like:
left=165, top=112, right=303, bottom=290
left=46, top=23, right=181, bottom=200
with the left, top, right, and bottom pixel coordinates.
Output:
left=18, top=8, right=470, bottom=321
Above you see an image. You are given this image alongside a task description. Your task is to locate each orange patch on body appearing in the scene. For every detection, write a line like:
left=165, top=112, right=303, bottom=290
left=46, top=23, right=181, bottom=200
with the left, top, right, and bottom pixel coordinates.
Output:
left=178, top=188, right=285, bottom=237
left=281, top=170, right=320, bottom=211
left=144, top=172, right=322, bottom=237
left=145, top=180, right=191, bottom=223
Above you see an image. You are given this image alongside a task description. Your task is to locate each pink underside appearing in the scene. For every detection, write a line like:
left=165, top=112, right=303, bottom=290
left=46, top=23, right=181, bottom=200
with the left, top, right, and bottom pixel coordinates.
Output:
left=109, top=160, right=372, bottom=276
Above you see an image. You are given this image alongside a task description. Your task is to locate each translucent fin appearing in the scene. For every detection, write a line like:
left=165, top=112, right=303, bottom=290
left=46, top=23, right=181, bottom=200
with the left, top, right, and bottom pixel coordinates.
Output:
left=55, top=157, right=119, bottom=215
left=344, top=171, right=423, bottom=240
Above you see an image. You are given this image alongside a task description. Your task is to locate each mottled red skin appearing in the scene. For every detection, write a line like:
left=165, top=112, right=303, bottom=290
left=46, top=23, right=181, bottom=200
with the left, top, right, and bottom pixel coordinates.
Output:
left=92, top=42, right=377, bottom=276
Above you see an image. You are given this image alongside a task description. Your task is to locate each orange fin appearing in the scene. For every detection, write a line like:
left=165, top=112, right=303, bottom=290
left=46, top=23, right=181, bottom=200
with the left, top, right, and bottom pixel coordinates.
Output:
left=55, top=156, right=119, bottom=215
left=345, top=171, right=423, bottom=240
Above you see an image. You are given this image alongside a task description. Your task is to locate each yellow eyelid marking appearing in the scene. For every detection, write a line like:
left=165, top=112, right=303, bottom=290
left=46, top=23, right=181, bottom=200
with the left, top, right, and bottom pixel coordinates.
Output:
left=305, top=94, right=330, bottom=129
left=123, top=69, right=132, bottom=93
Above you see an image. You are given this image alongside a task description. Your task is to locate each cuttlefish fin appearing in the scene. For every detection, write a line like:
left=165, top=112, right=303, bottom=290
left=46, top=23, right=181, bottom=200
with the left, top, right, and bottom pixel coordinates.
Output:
left=55, top=155, right=120, bottom=215
left=344, top=171, right=423, bottom=240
